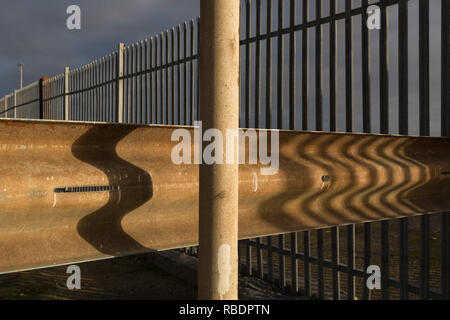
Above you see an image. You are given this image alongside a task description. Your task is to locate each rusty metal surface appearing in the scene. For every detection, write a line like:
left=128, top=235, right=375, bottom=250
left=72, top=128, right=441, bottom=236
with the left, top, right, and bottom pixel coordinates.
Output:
left=0, top=119, right=449, bottom=274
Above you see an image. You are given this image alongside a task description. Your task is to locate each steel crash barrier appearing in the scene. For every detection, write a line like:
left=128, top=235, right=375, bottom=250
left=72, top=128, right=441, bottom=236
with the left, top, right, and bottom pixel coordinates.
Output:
left=0, top=119, right=449, bottom=274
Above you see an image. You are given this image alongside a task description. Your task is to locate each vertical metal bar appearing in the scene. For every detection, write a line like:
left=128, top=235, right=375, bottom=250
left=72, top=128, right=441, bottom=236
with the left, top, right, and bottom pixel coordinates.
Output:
left=304, top=230, right=311, bottom=297
left=289, top=0, right=296, bottom=130
left=279, top=234, right=285, bottom=290
left=177, top=25, right=181, bottom=125
left=190, top=20, right=195, bottom=125
left=104, top=58, right=108, bottom=121
left=98, top=60, right=102, bottom=121
left=64, top=67, right=70, bottom=121
left=103, top=58, right=107, bottom=122
left=144, top=40, right=148, bottom=124
left=345, top=0, right=355, bottom=301
left=111, top=55, right=114, bottom=121
left=246, top=239, right=252, bottom=276
left=330, top=0, right=340, bottom=300
left=107, top=57, right=111, bottom=121
left=116, top=43, right=124, bottom=123
left=86, top=63, right=92, bottom=121
left=244, top=0, right=253, bottom=276
left=97, top=60, right=101, bottom=121
left=184, top=22, right=188, bottom=126
left=398, top=0, right=409, bottom=300
left=277, top=0, right=284, bottom=130
left=330, top=0, right=337, bottom=131
left=196, top=17, right=200, bottom=121
left=109, top=58, right=112, bottom=121
left=84, top=67, right=87, bottom=121
left=331, top=226, right=340, bottom=300
left=155, top=37, right=159, bottom=124
left=166, top=30, right=169, bottom=125
left=96, top=62, right=100, bottom=121
left=160, top=33, right=163, bottom=124
left=315, top=0, right=325, bottom=300
left=95, top=62, right=99, bottom=121
left=255, top=0, right=262, bottom=129
left=131, top=47, right=135, bottom=123
left=265, top=1, right=274, bottom=285
left=317, top=229, right=324, bottom=299
left=13, top=90, right=17, bottom=119
left=347, top=225, right=355, bottom=300
left=90, top=64, right=94, bottom=121
left=267, top=236, right=274, bottom=284
left=140, top=41, right=144, bottom=124
left=265, top=0, right=272, bottom=130
left=158, top=34, right=162, bottom=124
left=84, top=67, right=88, bottom=121
left=380, top=1, right=389, bottom=134
left=135, top=44, right=139, bottom=124
left=101, top=59, right=105, bottom=121
left=78, top=69, right=82, bottom=121
left=127, top=48, right=132, bottom=123
left=362, top=0, right=372, bottom=301
left=102, top=63, right=106, bottom=122
left=345, top=0, right=353, bottom=133
left=315, top=0, right=322, bottom=131
left=363, top=223, right=372, bottom=300
left=441, top=0, right=450, bottom=301
left=245, top=0, right=251, bottom=128
left=290, top=232, right=298, bottom=295
left=288, top=0, right=298, bottom=297
left=256, top=238, right=263, bottom=279
left=150, top=38, right=154, bottom=124
left=302, top=0, right=308, bottom=130
left=69, top=71, right=73, bottom=120
left=362, top=0, right=371, bottom=134
left=276, top=0, right=286, bottom=293
left=171, top=28, right=175, bottom=125
left=379, top=0, right=390, bottom=300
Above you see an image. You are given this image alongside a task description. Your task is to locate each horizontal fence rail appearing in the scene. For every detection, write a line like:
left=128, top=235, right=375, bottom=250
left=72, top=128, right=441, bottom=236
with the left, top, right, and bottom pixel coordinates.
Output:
left=0, top=0, right=449, bottom=300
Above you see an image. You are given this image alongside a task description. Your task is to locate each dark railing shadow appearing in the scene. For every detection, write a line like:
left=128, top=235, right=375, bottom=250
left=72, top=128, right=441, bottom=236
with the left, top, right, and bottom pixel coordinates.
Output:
left=256, top=132, right=446, bottom=233
left=72, top=125, right=153, bottom=255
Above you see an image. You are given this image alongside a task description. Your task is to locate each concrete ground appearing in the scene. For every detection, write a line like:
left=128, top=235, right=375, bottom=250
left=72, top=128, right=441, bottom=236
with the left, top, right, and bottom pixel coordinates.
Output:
left=0, top=251, right=301, bottom=300
left=0, top=254, right=196, bottom=300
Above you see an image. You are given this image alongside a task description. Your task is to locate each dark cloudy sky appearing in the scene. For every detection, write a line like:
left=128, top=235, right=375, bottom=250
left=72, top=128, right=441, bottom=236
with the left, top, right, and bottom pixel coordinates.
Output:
left=0, top=0, right=199, bottom=96
left=0, top=0, right=445, bottom=136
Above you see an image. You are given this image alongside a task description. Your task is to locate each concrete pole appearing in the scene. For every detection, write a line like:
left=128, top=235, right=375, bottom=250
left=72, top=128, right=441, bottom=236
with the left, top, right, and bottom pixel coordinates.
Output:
left=198, top=0, right=240, bottom=300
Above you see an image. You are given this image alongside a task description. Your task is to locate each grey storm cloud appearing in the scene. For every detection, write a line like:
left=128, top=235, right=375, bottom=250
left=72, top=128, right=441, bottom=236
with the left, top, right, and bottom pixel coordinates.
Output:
left=0, top=0, right=200, bottom=96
